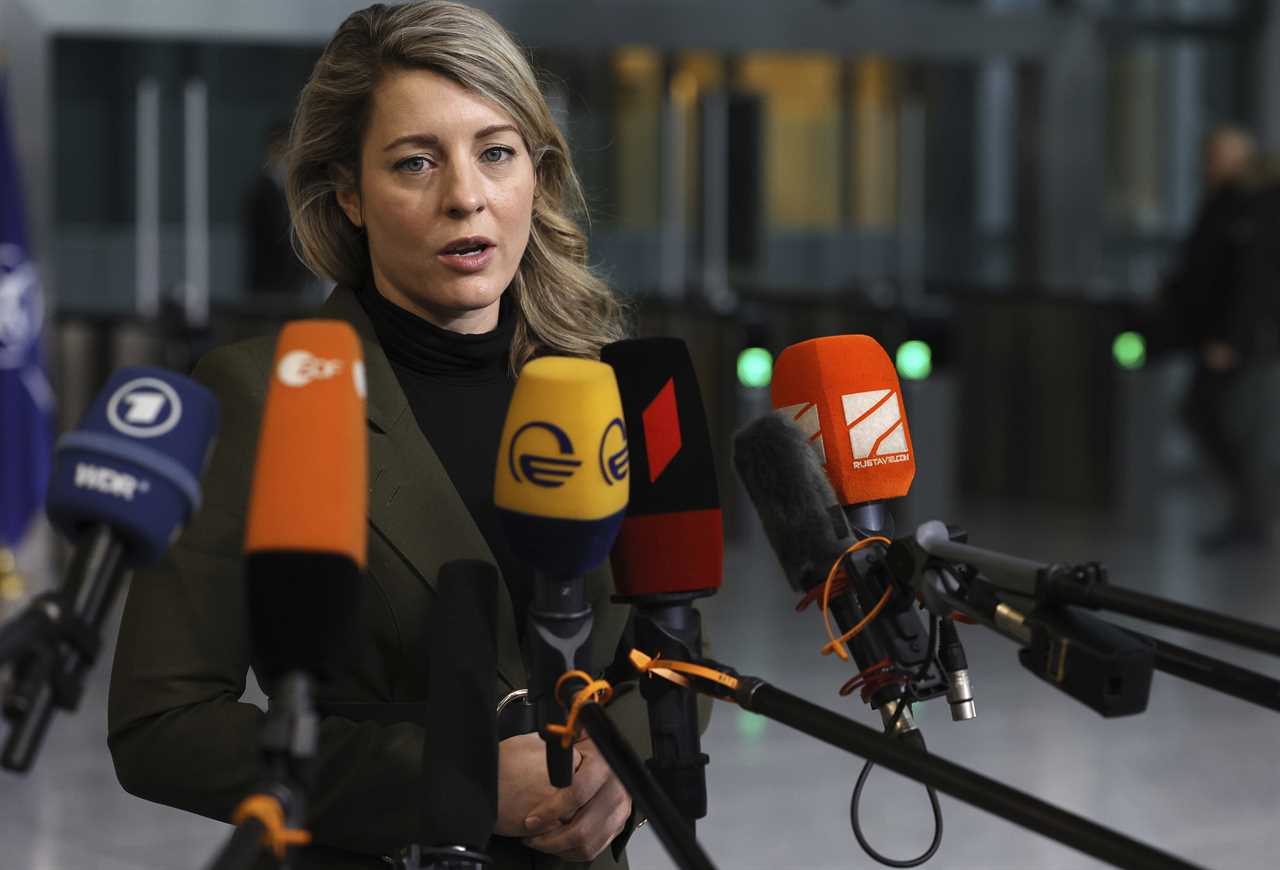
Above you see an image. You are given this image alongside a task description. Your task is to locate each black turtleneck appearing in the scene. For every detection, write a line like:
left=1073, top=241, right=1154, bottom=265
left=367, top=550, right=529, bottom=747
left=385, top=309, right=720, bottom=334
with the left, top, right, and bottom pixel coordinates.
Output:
left=357, top=285, right=532, bottom=639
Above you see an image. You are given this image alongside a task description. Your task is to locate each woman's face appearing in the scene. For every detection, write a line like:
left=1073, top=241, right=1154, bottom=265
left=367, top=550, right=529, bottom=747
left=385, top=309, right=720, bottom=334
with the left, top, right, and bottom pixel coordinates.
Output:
left=338, top=67, right=536, bottom=332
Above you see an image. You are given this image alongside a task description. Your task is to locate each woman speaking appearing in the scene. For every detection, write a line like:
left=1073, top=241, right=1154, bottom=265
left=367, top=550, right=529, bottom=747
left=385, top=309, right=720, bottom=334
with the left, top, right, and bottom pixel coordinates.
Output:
left=108, top=3, right=658, bottom=867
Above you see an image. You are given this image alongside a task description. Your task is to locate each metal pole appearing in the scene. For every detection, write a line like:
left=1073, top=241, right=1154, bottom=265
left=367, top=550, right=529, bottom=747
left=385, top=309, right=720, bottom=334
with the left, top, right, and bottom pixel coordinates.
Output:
left=659, top=81, right=688, bottom=301
left=699, top=91, right=733, bottom=310
left=183, top=78, right=209, bottom=329
left=135, top=78, right=161, bottom=320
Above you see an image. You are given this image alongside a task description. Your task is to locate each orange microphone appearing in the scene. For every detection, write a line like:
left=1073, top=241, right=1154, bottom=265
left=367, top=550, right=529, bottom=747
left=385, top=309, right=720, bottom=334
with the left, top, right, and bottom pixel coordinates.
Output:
left=772, top=334, right=915, bottom=524
left=768, top=335, right=951, bottom=731
left=244, top=319, right=368, bottom=684
left=209, top=320, right=369, bottom=870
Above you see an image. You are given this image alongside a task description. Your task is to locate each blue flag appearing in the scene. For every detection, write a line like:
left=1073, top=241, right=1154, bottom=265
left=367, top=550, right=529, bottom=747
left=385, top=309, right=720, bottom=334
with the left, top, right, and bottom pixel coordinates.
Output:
left=0, top=72, right=54, bottom=549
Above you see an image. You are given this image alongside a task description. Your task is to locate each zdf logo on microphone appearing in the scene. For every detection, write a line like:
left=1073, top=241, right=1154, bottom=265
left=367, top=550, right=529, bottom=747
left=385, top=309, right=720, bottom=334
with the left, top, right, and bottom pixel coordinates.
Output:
left=277, top=350, right=344, bottom=388
left=107, top=378, right=183, bottom=438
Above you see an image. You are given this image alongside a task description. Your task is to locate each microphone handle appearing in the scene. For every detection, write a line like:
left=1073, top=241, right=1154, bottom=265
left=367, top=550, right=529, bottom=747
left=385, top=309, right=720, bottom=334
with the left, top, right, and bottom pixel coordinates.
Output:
left=0, top=608, right=51, bottom=667
left=633, top=600, right=709, bottom=827
left=201, top=675, right=316, bottom=870
left=824, top=591, right=909, bottom=710
left=2, top=524, right=129, bottom=773
left=1, top=645, right=58, bottom=773
left=204, top=816, right=269, bottom=870
left=528, top=576, right=594, bottom=788
left=63, top=524, right=132, bottom=639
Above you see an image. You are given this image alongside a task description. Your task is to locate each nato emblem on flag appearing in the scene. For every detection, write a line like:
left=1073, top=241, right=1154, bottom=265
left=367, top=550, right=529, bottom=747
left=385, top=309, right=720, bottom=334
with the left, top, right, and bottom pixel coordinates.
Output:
left=0, top=74, right=54, bottom=549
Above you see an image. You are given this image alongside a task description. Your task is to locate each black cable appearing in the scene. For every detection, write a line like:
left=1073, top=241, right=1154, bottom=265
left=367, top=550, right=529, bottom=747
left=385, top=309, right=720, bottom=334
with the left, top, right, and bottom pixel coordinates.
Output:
left=848, top=613, right=945, bottom=868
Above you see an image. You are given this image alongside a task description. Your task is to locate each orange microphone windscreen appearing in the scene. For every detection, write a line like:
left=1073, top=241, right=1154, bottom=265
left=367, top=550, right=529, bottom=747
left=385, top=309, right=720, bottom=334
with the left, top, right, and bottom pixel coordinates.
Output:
left=771, top=335, right=915, bottom=506
left=245, top=320, right=368, bottom=567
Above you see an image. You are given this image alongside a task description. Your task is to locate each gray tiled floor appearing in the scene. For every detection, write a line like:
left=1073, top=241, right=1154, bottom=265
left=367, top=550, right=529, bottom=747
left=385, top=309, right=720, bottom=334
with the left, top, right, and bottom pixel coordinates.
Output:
left=2, top=482, right=1278, bottom=870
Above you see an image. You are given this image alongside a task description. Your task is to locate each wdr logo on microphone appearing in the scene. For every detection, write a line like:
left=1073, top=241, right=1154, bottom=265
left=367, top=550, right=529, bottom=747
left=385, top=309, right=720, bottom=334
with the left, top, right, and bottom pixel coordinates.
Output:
left=107, top=378, right=183, bottom=439
left=74, top=463, right=150, bottom=501
left=277, top=350, right=344, bottom=388
left=843, top=390, right=910, bottom=469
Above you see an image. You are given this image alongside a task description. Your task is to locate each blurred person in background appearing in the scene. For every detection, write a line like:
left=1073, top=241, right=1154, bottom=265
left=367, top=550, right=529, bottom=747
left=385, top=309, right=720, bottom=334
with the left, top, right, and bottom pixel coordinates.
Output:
left=243, top=120, right=315, bottom=298
left=105, top=3, right=669, bottom=869
left=1160, top=126, right=1280, bottom=551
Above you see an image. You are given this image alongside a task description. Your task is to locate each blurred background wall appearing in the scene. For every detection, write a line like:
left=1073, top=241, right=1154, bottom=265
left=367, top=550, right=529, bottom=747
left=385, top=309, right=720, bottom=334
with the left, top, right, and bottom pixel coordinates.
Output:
left=4, top=0, right=1279, bottom=531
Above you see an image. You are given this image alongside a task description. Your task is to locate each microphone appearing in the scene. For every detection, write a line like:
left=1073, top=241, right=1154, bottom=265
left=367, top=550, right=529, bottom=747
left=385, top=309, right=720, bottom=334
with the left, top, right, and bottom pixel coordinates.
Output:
left=2, top=366, right=218, bottom=772
left=733, top=410, right=951, bottom=867
left=772, top=334, right=915, bottom=512
left=732, top=410, right=851, bottom=595
left=244, top=320, right=367, bottom=685
left=771, top=334, right=973, bottom=727
left=732, top=406, right=950, bottom=728
left=601, top=337, right=719, bottom=828
left=206, top=320, right=366, bottom=870
left=494, top=356, right=629, bottom=787
left=418, top=560, right=500, bottom=869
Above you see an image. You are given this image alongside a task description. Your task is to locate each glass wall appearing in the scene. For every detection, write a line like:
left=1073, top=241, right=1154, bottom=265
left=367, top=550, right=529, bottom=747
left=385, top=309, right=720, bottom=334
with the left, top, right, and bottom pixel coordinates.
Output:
left=1102, top=25, right=1250, bottom=294
left=41, top=0, right=1263, bottom=317
left=51, top=38, right=321, bottom=315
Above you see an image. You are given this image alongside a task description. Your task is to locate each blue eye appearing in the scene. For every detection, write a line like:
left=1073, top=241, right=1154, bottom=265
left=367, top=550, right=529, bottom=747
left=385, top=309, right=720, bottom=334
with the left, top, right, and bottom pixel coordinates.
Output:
left=397, top=155, right=428, bottom=172
left=482, top=146, right=515, bottom=163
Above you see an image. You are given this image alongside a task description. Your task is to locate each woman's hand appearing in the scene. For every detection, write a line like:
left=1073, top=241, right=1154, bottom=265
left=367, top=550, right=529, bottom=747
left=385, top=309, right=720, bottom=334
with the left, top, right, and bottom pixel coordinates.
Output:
left=520, top=738, right=633, bottom=863
left=494, top=733, right=583, bottom=837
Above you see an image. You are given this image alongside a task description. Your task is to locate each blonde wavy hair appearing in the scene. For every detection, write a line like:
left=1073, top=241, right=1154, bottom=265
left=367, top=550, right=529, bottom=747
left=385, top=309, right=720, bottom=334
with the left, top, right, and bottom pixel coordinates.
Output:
left=287, top=0, right=628, bottom=371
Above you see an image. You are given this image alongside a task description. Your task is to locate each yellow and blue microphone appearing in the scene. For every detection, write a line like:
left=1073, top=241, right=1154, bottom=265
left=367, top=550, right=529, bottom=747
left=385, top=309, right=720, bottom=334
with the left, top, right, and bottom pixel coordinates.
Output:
left=494, top=356, right=629, bottom=787
left=495, top=356, right=630, bottom=580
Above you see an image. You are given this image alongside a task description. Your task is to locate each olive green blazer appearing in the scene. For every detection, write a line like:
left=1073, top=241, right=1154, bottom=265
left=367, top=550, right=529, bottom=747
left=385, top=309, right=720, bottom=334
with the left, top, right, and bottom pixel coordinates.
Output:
left=107, top=286, right=665, bottom=870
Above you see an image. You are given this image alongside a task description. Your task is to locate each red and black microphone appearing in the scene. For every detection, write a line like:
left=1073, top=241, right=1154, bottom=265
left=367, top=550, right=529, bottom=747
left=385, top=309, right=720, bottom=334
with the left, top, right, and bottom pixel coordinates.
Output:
left=602, top=337, right=720, bottom=829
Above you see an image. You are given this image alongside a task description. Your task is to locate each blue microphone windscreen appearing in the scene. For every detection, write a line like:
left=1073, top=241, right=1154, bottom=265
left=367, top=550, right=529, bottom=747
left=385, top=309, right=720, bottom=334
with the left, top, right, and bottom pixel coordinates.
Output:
left=46, top=366, right=219, bottom=563
left=494, top=507, right=626, bottom=580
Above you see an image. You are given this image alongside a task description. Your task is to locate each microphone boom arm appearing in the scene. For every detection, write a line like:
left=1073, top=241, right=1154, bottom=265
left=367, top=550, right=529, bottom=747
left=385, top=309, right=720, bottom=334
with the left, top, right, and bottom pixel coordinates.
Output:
left=204, top=671, right=317, bottom=870
left=2, top=523, right=128, bottom=772
left=630, top=652, right=1204, bottom=870
left=553, top=673, right=718, bottom=870
left=891, top=530, right=1280, bottom=716
left=911, top=521, right=1280, bottom=658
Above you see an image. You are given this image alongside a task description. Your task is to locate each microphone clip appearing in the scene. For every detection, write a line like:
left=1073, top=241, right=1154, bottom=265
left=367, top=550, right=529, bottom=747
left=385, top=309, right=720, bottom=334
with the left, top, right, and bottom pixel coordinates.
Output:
left=836, top=545, right=948, bottom=709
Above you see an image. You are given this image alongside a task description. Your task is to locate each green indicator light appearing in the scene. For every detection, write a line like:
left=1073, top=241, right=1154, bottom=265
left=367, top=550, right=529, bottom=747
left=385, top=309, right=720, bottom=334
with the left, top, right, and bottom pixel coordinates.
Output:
left=737, top=711, right=767, bottom=742
left=896, top=340, right=933, bottom=381
left=737, top=347, right=773, bottom=389
left=1113, top=331, right=1146, bottom=370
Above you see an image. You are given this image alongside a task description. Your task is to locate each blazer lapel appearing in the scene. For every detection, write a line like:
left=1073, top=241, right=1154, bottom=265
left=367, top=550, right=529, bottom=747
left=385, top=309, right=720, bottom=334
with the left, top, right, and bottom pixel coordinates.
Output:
left=317, top=286, right=527, bottom=690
